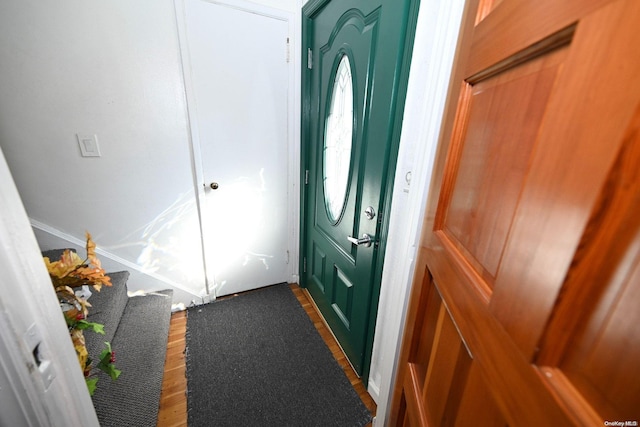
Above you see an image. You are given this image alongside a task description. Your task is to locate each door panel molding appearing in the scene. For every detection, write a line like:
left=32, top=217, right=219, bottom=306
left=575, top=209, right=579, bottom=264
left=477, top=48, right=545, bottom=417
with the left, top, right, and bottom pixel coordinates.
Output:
left=489, top=0, right=640, bottom=356
left=468, top=0, right=609, bottom=76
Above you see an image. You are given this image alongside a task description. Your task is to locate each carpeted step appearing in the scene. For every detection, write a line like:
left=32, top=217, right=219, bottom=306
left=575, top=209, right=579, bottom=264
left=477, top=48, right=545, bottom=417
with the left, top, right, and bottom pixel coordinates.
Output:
left=84, top=271, right=130, bottom=357
left=91, top=289, right=173, bottom=427
left=41, top=248, right=72, bottom=261
left=42, top=249, right=129, bottom=358
left=43, top=248, right=174, bottom=425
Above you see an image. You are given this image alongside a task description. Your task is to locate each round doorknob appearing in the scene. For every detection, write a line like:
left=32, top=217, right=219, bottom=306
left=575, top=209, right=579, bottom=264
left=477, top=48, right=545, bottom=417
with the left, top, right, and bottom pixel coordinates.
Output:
left=210, top=182, right=219, bottom=190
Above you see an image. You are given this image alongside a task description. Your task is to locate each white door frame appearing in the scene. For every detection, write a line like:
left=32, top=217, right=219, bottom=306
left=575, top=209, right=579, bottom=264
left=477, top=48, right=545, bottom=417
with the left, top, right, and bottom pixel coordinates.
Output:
left=174, top=0, right=299, bottom=297
left=368, top=0, right=466, bottom=423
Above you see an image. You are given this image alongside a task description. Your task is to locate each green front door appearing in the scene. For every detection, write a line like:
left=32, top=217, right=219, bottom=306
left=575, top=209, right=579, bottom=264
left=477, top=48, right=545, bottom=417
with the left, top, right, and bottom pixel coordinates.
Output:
left=301, top=0, right=418, bottom=378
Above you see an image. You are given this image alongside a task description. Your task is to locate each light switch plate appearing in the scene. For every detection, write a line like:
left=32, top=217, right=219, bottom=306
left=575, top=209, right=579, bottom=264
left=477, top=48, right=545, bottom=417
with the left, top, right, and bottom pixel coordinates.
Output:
left=77, top=133, right=101, bottom=157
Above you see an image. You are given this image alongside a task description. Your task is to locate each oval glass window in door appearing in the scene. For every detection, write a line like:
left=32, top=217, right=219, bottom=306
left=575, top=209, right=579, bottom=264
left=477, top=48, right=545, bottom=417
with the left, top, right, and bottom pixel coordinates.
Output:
left=323, top=54, right=354, bottom=222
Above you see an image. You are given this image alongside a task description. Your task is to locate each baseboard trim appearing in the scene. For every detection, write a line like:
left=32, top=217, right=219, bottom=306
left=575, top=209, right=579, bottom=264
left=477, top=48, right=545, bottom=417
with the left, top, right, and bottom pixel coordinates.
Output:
left=30, top=219, right=201, bottom=299
left=367, top=380, right=380, bottom=404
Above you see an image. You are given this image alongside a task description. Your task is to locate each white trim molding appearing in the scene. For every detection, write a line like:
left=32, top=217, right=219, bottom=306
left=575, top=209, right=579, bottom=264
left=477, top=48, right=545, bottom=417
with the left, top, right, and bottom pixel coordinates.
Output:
left=367, top=0, right=466, bottom=421
left=0, top=148, right=99, bottom=426
left=31, top=220, right=202, bottom=304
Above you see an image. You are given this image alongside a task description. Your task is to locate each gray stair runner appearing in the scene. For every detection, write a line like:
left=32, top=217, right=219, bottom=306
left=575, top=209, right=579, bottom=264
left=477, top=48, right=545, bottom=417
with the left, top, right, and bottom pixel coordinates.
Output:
left=43, top=250, right=174, bottom=426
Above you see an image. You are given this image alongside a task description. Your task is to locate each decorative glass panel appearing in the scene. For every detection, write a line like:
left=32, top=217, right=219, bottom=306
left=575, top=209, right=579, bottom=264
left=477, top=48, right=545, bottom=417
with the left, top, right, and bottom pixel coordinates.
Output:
left=323, top=55, right=354, bottom=222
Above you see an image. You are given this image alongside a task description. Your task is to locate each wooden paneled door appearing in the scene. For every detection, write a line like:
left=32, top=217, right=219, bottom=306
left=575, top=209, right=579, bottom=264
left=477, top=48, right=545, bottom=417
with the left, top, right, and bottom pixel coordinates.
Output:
left=391, top=0, right=640, bottom=425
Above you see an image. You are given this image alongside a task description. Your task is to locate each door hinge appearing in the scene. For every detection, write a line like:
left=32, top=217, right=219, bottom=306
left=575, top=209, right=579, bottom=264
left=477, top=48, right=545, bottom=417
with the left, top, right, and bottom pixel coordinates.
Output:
left=307, top=48, right=313, bottom=69
left=305, top=169, right=309, bottom=185
left=286, top=37, right=290, bottom=63
left=303, top=257, right=307, bottom=273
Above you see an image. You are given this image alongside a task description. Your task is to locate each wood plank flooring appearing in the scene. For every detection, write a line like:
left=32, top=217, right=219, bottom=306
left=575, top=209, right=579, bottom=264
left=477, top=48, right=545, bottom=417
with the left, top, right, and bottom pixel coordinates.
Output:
left=290, top=285, right=377, bottom=418
left=157, top=310, right=187, bottom=427
left=156, top=283, right=376, bottom=427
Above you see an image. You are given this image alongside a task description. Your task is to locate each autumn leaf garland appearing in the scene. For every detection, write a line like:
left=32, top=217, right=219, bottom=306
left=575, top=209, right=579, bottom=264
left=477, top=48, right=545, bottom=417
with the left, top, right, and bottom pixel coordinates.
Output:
left=44, top=233, right=112, bottom=291
left=44, top=232, right=120, bottom=395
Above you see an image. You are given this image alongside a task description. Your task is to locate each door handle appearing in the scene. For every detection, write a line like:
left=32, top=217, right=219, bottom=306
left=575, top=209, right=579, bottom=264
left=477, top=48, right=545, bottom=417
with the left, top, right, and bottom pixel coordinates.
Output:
left=347, top=234, right=372, bottom=248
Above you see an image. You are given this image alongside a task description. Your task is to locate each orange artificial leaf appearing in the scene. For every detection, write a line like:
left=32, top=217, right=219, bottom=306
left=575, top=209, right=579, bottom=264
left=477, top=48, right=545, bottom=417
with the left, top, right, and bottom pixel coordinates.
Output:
left=75, top=266, right=100, bottom=279
left=85, top=232, right=95, bottom=255
left=89, top=254, right=102, bottom=269
left=93, top=280, right=110, bottom=291
left=56, top=286, right=82, bottom=310
left=70, top=328, right=86, bottom=347
left=56, top=250, right=84, bottom=278
left=99, top=273, right=112, bottom=288
left=86, top=232, right=100, bottom=266
left=55, top=285, right=76, bottom=296
left=46, top=257, right=73, bottom=279
left=60, top=249, right=82, bottom=267
left=74, top=338, right=89, bottom=371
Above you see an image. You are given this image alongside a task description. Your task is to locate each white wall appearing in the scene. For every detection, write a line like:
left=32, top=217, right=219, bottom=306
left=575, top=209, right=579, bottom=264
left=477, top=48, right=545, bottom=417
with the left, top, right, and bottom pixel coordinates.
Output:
left=0, top=1, right=207, bottom=304
left=0, top=0, right=300, bottom=305
left=244, top=0, right=299, bottom=12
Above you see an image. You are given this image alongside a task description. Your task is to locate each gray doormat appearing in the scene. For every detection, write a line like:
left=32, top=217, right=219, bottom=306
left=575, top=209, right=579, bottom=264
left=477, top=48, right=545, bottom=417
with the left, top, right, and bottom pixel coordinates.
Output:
left=185, top=284, right=372, bottom=426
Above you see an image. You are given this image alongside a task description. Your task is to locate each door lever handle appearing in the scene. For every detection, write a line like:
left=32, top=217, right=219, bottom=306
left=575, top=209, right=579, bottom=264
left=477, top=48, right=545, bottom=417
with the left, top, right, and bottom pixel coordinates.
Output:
left=347, top=234, right=372, bottom=248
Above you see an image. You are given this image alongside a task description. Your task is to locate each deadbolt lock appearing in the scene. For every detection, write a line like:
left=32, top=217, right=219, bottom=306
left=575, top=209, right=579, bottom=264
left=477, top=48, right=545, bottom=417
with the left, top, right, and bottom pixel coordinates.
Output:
left=364, top=206, right=376, bottom=220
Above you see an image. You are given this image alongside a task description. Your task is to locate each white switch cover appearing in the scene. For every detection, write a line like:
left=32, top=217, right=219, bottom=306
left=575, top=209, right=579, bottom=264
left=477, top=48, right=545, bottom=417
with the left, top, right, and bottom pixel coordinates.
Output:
left=77, top=133, right=101, bottom=157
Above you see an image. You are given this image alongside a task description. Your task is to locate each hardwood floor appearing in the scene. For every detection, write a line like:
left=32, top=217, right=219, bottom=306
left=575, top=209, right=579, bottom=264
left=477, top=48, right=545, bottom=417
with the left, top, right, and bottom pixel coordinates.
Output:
left=157, top=310, right=187, bottom=427
left=289, top=285, right=377, bottom=418
left=156, top=283, right=377, bottom=427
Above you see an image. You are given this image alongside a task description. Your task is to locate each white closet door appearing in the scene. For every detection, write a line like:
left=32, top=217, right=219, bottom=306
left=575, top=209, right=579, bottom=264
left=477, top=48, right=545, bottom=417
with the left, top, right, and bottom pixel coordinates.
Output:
left=183, top=0, right=290, bottom=297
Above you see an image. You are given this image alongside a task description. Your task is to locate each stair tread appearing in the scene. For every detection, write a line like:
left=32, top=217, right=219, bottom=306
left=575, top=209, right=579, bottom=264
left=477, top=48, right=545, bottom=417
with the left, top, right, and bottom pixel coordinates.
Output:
left=42, top=248, right=175, bottom=426
left=91, top=289, right=174, bottom=427
left=85, top=271, right=130, bottom=357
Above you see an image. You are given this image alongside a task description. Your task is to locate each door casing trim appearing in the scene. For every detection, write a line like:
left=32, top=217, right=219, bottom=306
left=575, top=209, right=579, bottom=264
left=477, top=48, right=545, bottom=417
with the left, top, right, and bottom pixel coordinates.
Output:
left=369, top=0, right=466, bottom=414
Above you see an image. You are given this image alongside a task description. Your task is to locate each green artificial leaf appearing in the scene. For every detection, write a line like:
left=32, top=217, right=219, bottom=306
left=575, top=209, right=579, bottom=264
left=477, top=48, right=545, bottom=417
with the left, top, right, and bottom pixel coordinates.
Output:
left=91, top=323, right=105, bottom=335
left=99, top=342, right=113, bottom=361
left=109, top=367, right=122, bottom=381
left=96, top=360, right=122, bottom=381
left=76, top=321, right=88, bottom=330
left=86, top=378, right=98, bottom=396
left=76, top=320, right=105, bottom=335
left=65, top=316, right=76, bottom=328
left=96, top=342, right=121, bottom=381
